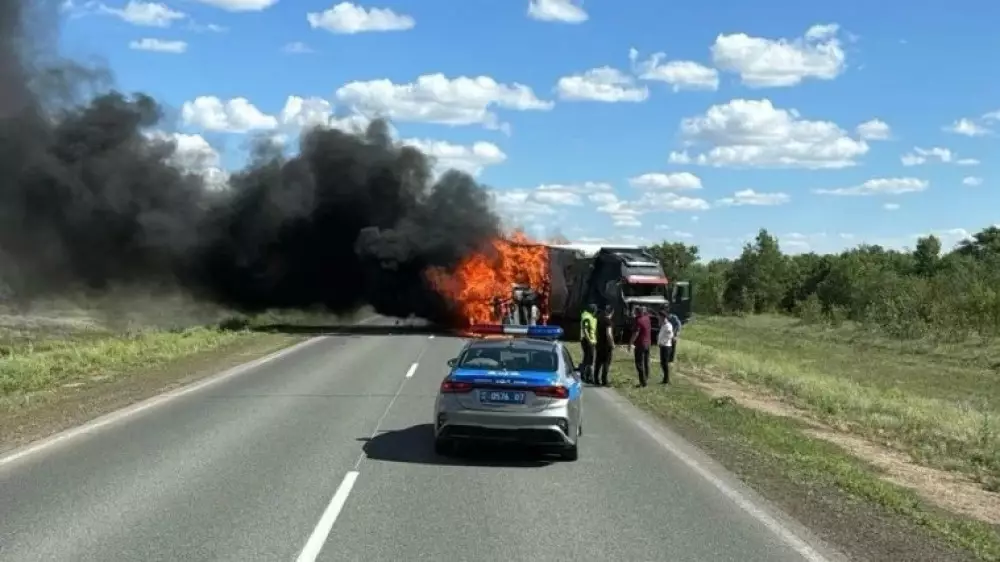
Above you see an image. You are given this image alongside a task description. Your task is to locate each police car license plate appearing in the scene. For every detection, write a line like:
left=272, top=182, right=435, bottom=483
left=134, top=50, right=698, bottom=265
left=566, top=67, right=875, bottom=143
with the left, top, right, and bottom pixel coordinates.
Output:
left=479, top=390, right=526, bottom=404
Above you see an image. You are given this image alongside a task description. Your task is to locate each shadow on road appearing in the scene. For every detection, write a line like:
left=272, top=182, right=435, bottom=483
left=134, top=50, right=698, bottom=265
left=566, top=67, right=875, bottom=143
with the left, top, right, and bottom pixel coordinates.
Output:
left=250, top=323, right=460, bottom=338
left=359, top=424, right=557, bottom=468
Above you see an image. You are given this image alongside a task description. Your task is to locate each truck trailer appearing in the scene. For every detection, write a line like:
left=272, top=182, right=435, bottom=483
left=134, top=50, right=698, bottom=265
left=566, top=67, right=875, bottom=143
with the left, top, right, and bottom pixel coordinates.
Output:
left=544, top=244, right=691, bottom=343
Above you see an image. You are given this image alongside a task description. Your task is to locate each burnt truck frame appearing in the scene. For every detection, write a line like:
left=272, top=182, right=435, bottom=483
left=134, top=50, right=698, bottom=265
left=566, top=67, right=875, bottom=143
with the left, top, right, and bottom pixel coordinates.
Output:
left=545, top=244, right=692, bottom=343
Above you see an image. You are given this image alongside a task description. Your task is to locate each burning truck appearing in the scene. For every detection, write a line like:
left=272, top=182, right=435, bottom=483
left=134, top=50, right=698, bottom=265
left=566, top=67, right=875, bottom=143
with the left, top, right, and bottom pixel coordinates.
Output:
left=428, top=237, right=690, bottom=341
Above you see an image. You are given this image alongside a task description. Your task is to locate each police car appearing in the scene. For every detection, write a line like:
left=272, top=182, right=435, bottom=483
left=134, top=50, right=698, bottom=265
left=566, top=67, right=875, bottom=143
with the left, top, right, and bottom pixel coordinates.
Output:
left=433, top=324, right=583, bottom=461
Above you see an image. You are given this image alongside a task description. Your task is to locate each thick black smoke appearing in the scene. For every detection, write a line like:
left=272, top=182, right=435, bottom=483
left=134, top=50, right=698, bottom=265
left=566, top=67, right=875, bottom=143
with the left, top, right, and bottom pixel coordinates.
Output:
left=0, top=0, right=502, bottom=323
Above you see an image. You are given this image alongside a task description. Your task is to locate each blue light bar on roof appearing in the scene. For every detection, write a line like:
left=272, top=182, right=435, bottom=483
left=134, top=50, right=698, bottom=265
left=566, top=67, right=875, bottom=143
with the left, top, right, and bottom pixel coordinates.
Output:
left=469, top=324, right=564, bottom=339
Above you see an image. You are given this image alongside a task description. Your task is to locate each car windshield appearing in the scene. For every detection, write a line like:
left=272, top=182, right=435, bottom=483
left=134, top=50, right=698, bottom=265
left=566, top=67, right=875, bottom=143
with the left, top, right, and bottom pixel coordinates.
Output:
left=457, top=347, right=558, bottom=372
left=623, top=283, right=667, bottom=298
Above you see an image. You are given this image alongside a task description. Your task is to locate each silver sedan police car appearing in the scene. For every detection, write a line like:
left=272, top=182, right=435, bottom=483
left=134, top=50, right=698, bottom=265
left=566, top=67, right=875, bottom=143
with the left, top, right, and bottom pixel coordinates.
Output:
left=433, top=325, right=583, bottom=461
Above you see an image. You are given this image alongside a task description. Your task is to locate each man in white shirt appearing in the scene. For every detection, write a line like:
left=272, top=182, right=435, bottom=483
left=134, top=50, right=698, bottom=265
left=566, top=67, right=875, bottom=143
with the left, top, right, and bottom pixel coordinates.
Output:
left=656, top=311, right=675, bottom=384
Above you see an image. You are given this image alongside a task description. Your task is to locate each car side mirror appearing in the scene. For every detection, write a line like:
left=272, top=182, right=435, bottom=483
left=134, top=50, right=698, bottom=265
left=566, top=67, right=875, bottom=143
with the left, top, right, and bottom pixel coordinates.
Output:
left=447, top=358, right=457, bottom=368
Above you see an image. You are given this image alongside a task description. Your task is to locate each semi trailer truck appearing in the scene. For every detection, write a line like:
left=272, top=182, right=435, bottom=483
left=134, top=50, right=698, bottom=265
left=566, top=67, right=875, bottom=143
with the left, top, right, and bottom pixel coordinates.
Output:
left=543, top=244, right=691, bottom=343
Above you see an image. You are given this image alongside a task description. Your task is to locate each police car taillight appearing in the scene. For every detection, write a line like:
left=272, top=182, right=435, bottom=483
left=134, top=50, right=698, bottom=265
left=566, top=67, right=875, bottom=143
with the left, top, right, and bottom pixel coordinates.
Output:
left=440, top=380, right=473, bottom=393
left=532, top=386, right=569, bottom=399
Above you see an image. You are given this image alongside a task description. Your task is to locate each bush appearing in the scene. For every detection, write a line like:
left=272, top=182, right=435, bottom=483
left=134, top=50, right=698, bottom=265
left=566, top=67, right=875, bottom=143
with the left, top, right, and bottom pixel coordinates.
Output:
left=658, top=225, right=1000, bottom=341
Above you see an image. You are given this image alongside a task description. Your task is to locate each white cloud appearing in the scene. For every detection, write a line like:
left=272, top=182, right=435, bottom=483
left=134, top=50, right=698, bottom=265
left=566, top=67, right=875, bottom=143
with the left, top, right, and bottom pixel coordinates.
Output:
left=592, top=191, right=710, bottom=228
left=614, top=215, right=643, bottom=228
left=283, top=41, right=314, bottom=54
left=181, top=96, right=278, bottom=133
left=188, top=22, right=226, bottom=32
left=402, top=139, right=507, bottom=177
left=574, top=234, right=652, bottom=246
left=944, top=118, right=991, bottom=137
left=630, top=49, right=719, bottom=91
left=556, top=67, right=648, bottom=102
left=546, top=182, right=612, bottom=202
left=711, top=23, right=846, bottom=88
left=716, top=189, right=790, bottom=206
left=936, top=228, right=972, bottom=243
left=527, top=0, right=587, bottom=23
left=671, top=98, right=868, bottom=169
left=523, top=182, right=611, bottom=206
left=883, top=203, right=900, bottom=211
left=628, top=172, right=702, bottom=190
left=307, top=2, right=414, bottom=34
left=962, top=176, right=983, bottom=186
left=100, top=1, right=185, bottom=27
left=190, top=0, right=277, bottom=10
left=814, top=177, right=929, bottom=196
left=129, top=38, right=187, bottom=53
left=900, top=146, right=978, bottom=166
left=492, top=182, right=609, bottom=225
left=491, top=189, right=557, bottom=221
left=277, top=95, right=372, bottom=133
left=856, top=118, right=890, bottom=140
left=146, top=131, right=228, bottom=188
left=984, top=110, right=1000, bottom=122
left=780, top=231, right=830, bottom=254
left=334, top=73, right=553, bottom=131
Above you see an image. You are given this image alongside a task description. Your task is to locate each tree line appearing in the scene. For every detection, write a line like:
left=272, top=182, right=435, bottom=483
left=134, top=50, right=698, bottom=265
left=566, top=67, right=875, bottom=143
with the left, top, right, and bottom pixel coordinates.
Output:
left=647, top=225, right=1000, bottom=340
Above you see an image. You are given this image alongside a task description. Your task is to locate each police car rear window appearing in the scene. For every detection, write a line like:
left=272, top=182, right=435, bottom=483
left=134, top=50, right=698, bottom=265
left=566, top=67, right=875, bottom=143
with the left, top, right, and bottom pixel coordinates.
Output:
left=457, top=348, right=557, bottom=372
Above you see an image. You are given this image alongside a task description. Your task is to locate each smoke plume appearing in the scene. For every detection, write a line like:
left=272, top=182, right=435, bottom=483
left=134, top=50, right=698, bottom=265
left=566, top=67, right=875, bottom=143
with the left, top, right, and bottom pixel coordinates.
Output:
left=0, top=0, right=502, bottom=324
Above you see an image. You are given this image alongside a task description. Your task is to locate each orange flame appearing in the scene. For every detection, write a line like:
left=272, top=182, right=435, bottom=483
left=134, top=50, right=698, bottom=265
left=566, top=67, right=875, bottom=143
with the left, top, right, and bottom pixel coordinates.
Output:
left=426, top=232, right=549, bottom=327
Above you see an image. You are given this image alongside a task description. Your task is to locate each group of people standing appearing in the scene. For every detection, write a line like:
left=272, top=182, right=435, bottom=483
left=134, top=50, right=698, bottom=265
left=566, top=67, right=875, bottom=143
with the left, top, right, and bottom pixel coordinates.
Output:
left=577, top=304, right=681, bottom=387
left=492, top=296, right=541, bottom=326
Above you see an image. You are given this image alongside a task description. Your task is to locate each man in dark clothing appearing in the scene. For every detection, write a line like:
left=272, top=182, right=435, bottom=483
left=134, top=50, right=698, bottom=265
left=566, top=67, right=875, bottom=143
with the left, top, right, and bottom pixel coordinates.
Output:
left=628, top=306, right=652, bottom=387
left=594, top=305, right=615, bottom=386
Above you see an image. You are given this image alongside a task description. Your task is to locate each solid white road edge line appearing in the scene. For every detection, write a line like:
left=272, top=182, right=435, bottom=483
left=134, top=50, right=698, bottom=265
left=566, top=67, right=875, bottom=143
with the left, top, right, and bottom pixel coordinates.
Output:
left=0, top=315, right=381, bottom=469
left=596, top=390, right=834, bottom=562
left=296, top=471, right=360, bottom=562
left=405, top=362, right=418, bottom=378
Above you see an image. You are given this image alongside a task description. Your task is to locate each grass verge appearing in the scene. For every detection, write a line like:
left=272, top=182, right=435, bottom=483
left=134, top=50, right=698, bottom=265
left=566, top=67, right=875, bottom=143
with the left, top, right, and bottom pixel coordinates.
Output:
left=678, top=315, right=1000, bottom=492
left=606, top=365, right=999, bottom=561
left=566, top=323, right=1000, bottom=561
left=0, top=305, right=371, bottom=454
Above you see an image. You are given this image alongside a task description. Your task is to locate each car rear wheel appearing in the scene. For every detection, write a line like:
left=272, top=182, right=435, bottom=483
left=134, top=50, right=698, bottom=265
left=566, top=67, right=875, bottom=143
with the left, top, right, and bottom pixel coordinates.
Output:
left=560, top=443, right=579, bottom=461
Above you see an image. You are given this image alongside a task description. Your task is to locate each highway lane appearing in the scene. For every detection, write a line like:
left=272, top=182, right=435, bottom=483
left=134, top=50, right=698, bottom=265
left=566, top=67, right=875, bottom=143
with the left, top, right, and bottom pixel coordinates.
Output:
left=0, top=318, right=843, bottom=562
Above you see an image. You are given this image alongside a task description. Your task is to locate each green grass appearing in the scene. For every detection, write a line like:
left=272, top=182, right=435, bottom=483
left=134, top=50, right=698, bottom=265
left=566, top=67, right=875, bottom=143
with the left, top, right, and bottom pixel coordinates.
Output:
left=0, top=304, right=371, bottom=401
left=677, top=315, right=1000, bottom=491
left=597, top=350, right=1000, bottom=561
left=0, top=326, right=251, bottom=396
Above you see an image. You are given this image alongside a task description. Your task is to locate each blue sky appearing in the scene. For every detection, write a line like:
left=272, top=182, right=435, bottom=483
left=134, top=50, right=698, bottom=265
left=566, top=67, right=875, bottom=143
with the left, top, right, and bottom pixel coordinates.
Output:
left=58, top=0, right=999, bottom=259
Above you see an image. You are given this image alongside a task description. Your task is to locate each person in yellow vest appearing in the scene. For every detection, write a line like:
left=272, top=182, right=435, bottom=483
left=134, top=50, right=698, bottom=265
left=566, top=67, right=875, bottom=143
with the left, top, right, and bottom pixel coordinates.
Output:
left=579, top=304, right=598, bottom=384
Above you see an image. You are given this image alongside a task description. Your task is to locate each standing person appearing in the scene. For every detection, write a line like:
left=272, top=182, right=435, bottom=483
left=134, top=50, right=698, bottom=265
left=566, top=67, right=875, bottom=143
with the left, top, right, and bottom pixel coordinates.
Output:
left=579, top=304, right=598, bottom=384
left=664, top=304, right=682, bottom=363
left=529, top=300, right=539, bottom=326
left=628, top=306, right=652, bottom=387
left=657, top=310, right=675, bottom=384
left=594, top=305, right=615, bottom=386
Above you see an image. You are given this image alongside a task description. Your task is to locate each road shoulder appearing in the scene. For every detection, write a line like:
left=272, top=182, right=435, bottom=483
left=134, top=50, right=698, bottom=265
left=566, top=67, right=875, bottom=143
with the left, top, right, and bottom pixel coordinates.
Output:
left=608, top=372, right=991, bottom=562
left=0, top=332, right=303, bottom=456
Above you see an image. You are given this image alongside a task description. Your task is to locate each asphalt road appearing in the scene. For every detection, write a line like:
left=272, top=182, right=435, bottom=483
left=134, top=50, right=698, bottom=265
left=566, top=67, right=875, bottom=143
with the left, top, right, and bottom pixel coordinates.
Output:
left=0, top=317, right=845, bottom=562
